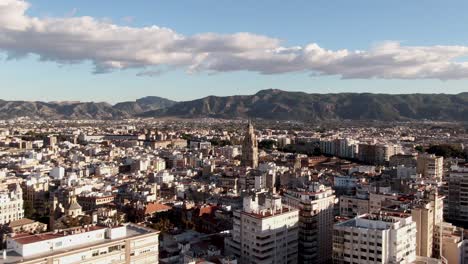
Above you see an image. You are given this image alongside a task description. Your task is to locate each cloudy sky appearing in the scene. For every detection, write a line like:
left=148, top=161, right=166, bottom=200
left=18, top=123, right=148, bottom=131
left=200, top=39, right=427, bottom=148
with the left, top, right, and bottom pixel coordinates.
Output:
left=1, top=0, right=468, bottom=102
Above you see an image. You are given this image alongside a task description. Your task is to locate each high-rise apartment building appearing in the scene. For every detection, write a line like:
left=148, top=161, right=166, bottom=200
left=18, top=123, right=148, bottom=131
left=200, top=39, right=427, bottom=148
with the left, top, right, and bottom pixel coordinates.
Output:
left=225, top=191, right=299, bottom=264
left=320, top=138, right=359, bottom=159
left=283, top=183, right=336, bottom=263
left=416, top=154, right=444, bottom=180
left=410, top=192, right=444, bottom=259
left=358, top=143, right=402, bottom=165
left=443, top=165, right=468, bottom=224
left=333, top=214, right=417, bottom=264
left=241, top=121, right=258, bottom=169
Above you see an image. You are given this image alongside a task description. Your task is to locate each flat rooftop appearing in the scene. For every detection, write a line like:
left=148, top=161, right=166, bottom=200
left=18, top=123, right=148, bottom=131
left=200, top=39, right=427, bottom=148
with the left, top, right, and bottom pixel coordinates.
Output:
left=0, top=224, right=158, bottom=264
left=337, top=215, right=401, bottom=230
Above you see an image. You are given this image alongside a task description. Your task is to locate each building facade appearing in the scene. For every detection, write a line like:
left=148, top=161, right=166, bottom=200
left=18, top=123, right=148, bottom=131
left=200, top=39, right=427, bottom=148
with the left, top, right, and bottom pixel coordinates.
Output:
left=333, top=214, right=417, bottom=264
left=3, top=224, right=159, bottom=264
left=225, top=191, right=299, bottom=264
left=417, top=154, right=444, bottom=180
left=0, top=184, right=24, bottom=225
left=443, top=165, right=468, bottom=224
left=283, top=183, right=336, bottom=263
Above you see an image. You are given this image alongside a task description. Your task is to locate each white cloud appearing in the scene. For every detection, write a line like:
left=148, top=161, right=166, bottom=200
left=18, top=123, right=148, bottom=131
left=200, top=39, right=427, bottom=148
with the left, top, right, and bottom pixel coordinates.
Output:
left=2, top=0, right=468, bottom=80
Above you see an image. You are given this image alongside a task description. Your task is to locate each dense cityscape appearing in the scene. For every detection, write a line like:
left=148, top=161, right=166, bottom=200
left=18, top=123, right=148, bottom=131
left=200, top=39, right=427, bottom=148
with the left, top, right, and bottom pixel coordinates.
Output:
left=2, top=0, right=468, bottom=263
left=0, top=118, right=465, bottom=263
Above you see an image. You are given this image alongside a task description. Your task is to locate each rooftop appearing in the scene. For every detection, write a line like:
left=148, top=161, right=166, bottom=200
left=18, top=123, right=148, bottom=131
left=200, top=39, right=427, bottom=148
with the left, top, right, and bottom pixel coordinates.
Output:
left=0, top=224, right=158, bottom=264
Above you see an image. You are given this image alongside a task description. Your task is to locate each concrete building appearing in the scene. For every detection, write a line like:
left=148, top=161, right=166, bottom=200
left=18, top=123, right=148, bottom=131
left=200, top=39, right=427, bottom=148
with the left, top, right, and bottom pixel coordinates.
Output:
left=44, top=135, right=57, bottom=147
left=49, top=167, right=65, bottom=180
left=1, top=224, right=159, bottom=264
left=443, top=165, right=468, bottom=224
left=225, top=191, right=299, bottom=264
left=435, top=221, right=467, bottom=264
left=333, top=214, right=417, bottom=264
left=389, top=154, right=418, bottom=168
left=77, top=194, right=115, bottom=211
left=339, top=195, right=370, bottom=218
left=320, top=138, right=359, bottom=159
left=283, top=183, right=336, bottom=263
left=358, top=143, right=402, bottom=165
left=410, top=192, right=444, bottom=259
left=23, top=176, right=49, bottom=216
left=0, top=184, right=24, bottom=225
left=417, top=154, right=443, bottom=180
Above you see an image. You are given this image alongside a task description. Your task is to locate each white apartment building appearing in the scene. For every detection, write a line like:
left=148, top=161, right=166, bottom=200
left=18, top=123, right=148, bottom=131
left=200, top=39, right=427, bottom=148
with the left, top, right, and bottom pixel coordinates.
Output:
left=0, top=184, right=24, bottom=225
left=1, top=223, right=159, bottom=264
left=283, top=183, right=336, bottom=263
left=417, top=154, right=443, bottom=180
left=319, top=138, right=359, bottom=159
left=333, top=214, right=417, bottom=264
left=225, top=191, right=299, bottom=264
left=153, top=157, right=167, bottom=172
left=334, top=176, right=358, bottom=189
left=155, top=170, right=175, bottom=184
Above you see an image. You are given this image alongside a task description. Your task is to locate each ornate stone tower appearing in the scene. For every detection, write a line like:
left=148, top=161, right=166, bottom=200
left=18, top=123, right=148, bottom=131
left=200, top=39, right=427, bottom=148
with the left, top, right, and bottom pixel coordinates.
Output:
left=241, top=121, right=258, bottom=168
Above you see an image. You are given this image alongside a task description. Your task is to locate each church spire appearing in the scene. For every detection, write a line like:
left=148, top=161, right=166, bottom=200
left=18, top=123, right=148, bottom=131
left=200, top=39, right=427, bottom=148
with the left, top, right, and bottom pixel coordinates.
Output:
left=241, top=120, right=258, bottom=168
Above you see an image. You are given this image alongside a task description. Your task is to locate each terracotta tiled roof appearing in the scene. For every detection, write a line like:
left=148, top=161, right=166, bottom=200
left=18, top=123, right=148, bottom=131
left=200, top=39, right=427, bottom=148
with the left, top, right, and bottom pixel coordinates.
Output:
left=9, top=218, right=35, bottom=228
left=144, top=203, right=171, bottom=215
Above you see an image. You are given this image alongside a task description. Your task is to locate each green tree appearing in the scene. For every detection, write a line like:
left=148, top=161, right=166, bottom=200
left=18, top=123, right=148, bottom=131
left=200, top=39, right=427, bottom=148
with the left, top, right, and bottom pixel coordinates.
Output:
left=24, top=201, right=36, bottom=219
left=258, top=140, right=276, bottom=150
left=414, top=145, right=424, bottom=153
left=312, top=147, right=322, bottom=156
left=427, top=144, right=466, bottom=159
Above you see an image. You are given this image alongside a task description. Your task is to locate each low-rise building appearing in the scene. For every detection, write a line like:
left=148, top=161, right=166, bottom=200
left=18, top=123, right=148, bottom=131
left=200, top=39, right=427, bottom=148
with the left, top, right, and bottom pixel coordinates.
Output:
left=2, top=224, right=159, bottom=264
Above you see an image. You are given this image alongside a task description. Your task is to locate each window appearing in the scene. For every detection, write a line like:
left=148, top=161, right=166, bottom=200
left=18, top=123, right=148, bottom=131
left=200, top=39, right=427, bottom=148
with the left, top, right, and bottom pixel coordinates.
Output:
left=109, top=245, right=120, bottom=252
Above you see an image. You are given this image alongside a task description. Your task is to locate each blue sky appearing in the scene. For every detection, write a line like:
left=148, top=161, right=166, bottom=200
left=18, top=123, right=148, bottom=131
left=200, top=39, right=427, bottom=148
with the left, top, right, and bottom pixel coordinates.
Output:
left=1, top=0, right=468, bottom=103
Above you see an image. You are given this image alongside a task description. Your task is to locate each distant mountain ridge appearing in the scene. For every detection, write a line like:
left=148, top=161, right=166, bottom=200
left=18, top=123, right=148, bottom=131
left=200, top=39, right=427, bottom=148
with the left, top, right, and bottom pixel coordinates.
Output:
left=141, top=89, right=468, bottom=121
left=0, top=96, right=175, bottom=119
left=1, top=89, right=467, bottom=121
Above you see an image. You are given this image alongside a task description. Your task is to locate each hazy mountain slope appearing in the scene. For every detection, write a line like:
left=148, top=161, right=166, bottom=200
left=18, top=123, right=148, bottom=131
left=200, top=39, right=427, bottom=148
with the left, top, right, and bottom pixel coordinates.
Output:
left=142, top=89, right=468, bottom=121
left=0, top=90, right=466, bottom=121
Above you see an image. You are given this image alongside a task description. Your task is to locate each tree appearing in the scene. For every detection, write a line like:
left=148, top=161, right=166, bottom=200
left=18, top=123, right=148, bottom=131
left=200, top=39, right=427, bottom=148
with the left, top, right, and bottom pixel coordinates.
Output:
left=414, top=145, right=424, bottom=153
left=210, top=138, right=232, bottom=146
left=258, top=140, right=276, bottom=150
left=24, top=201, right=36, bottom=219
left=427, top=144, right=466, bottom=159
left=312, top=147, right=322, bottom=156
left=150, top=218, right=174, bottom=233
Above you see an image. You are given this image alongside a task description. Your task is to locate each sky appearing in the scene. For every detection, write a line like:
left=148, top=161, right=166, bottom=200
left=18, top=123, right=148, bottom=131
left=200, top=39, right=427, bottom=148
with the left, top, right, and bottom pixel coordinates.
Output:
left=1, top=0, right=468, bottom=103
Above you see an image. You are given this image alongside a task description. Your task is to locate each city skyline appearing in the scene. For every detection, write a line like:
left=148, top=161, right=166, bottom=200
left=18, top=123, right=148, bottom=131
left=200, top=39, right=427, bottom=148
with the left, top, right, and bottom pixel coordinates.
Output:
left=0, top=2, right=467, bottom=263
left=0, top=0, right=468, bottom=102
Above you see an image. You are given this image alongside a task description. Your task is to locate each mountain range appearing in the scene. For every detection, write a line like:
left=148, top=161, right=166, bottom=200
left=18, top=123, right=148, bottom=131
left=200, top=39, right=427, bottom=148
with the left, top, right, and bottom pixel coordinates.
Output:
left=1, top=89, right=467, bottom=121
